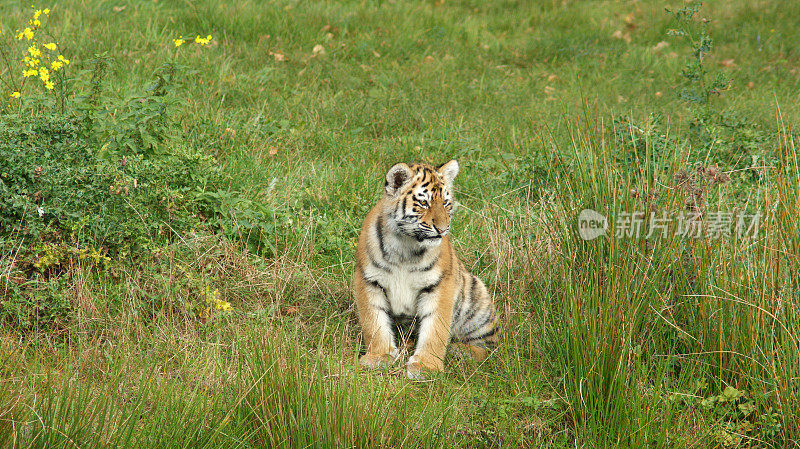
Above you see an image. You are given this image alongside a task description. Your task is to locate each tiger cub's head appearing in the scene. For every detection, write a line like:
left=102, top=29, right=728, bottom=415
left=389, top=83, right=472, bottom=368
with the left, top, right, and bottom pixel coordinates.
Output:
left=383, top=160, right=459, bottom=244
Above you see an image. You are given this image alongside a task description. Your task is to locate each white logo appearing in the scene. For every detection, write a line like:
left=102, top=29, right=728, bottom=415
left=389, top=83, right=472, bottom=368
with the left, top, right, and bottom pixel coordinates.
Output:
left=578, top=209, right=607, bottom=241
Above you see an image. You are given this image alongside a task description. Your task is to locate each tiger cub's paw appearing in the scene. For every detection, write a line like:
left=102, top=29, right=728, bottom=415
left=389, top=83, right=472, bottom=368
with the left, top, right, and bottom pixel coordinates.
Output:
left=359, top=348, right=400, bottom=369
left=406, top=354, right=444, bottom=380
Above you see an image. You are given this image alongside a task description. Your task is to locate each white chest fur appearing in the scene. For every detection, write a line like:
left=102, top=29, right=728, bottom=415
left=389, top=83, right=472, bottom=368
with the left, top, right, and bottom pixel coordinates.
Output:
left=365, top=265, right=441, bottom=315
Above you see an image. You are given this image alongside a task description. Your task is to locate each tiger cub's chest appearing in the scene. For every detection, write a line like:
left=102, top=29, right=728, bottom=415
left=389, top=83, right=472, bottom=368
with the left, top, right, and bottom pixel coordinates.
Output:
left=366, top=265, right=441, bottom=316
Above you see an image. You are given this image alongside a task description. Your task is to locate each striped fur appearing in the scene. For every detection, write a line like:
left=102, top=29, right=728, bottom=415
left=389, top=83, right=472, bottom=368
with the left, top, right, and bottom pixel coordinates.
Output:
left=353, top=160, right=498, bottom=379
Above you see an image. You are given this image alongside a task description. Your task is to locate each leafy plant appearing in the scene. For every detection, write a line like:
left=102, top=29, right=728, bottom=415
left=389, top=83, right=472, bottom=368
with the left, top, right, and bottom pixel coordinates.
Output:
left=666, top=2, right=731, bottom=108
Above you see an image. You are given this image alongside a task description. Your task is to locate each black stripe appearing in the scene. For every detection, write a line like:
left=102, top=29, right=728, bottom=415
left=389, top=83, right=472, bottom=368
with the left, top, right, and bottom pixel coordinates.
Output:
left=391, top=313, right=415, bottom=322
left=365, top=277, right=390, bottom=311
left=370, top=260, right=391, bottom=272
left=411, top=258, right=437, bottom=272
left=453, top=283, right=467, bottom=323
left=366, top=279, right=384, bottom=291
left=462, top=328, right=496, bottom=343
left=462, top=289, right=480, bottom=323
left=418, top=276, right=442, bottom=295
left=375, top=216, right=389, bottom=261
left=465, top=311, right=493, bottom=335
left=415, top=276, right=442, bottom=309
left=453, top=274, right=470, bottom=323
left=411, top=246, right=426, bottom=259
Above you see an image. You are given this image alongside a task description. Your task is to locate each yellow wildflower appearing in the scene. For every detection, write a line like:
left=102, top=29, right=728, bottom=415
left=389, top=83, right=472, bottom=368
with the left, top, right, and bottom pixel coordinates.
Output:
left=11, top=92, right=21, bottom=99
left=51, top=60, right=63, bottom=70
left=215, top=299, right=232, bottom=311
left=39, top=67, right=50, bottom=82
left=58, top=55, right=70, bottom=65
left=34, top=9, right=42, bottom=19
left=23, top=68, right=39, bottom=77
left=173, top=36, right=185, bottom=47
left=43, top=42, right=57, bottom=51
left=17, top=28, right=34, bottom=40
left=194, top=34, right=212, bottom=45
left=44, top=80, right=55, bottom=90
left=44, top=8, right=50, bottom=14
left=31, top=19, right=41, bottom=27
left=28, top=45, right=42, bottom=57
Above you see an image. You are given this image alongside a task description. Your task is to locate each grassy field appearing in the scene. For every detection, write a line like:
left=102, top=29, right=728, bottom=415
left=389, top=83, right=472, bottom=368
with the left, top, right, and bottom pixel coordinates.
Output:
left=1, top=0, right=799, bottom=447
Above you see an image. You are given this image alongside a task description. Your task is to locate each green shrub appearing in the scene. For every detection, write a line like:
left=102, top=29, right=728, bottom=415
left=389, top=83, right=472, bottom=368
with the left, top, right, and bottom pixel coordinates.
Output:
left=0, top=113, right=220, bottom=256
left=1, top=54, right=285, bottom=329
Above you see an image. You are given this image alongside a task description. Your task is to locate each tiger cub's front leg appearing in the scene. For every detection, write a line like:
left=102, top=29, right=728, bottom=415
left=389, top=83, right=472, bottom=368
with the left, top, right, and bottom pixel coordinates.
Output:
left=406, top=283, right=455, bottom=379
left=353, top=269, right=399, bottom=368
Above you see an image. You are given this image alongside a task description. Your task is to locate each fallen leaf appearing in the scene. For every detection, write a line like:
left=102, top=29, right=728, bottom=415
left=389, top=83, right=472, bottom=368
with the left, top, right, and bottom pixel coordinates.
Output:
left=655, top=91, right=663, bottom=98
left=312, top=44, right=326, bottom=56
left=372, top=50, right=381, bottom=58
left=720, top=58, right=736, bottom=67
left=611, top=30, right=631, bottom=43
left=283, top=306, right=300, bottom=315
left=652, top=41, right=669, bottom=52
left=112, top=5, right=126, bottom=12
left=269, top=51, right=285, bottom=61
left=424, top=55, right=435, bottom=63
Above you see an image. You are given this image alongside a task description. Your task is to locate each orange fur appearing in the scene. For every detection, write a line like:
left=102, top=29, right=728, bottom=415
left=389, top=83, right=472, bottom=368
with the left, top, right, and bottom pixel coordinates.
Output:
left=353, top=161, right=498, bottom=379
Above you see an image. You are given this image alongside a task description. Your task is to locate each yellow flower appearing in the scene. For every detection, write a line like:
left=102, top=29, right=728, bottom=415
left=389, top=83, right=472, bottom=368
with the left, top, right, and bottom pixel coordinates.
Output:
left=194, top=35, right=212, bottom=46
left=43, top=42, right=57, bottom=51
left=24, top=56, right=40, bottom=68
left=173, top=36, right=185, bottom=47
left=34, top=9, right=42, bottom=19
left=28, top=45, right=42, bottom=58
left=39, top=67, right=50, bottom=82
left=23, top=68, right=38, bottom=77
left=51, top=60, right=63, bottom=70
left=10, top=92, right=21, bottom=99
left=215, top=299, right=231, bottom=311
left=31, top=19, right=41, bottom=27
left=17, top=28, right=34, bottom=40
left=44, top=80, right=54, bottom=90
left=58, top=55, right=70, bottom=65
left=44, top=8, right=50, bottom=14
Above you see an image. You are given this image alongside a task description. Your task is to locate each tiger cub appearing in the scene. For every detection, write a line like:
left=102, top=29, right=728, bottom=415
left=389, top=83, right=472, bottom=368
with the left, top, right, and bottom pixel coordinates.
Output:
left=353, top=160, right=498, bottom=379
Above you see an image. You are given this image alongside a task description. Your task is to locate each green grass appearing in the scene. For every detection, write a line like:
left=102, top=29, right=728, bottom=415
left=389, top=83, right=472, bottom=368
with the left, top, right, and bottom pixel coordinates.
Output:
left=2, top=0, right=799, bottom=447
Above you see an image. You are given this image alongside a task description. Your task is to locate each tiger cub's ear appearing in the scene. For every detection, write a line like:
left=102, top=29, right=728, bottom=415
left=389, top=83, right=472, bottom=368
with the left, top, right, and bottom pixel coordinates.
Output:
left=385, top=163, right=413, bottom=196
left=438, top=160, right=459, bottom=184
